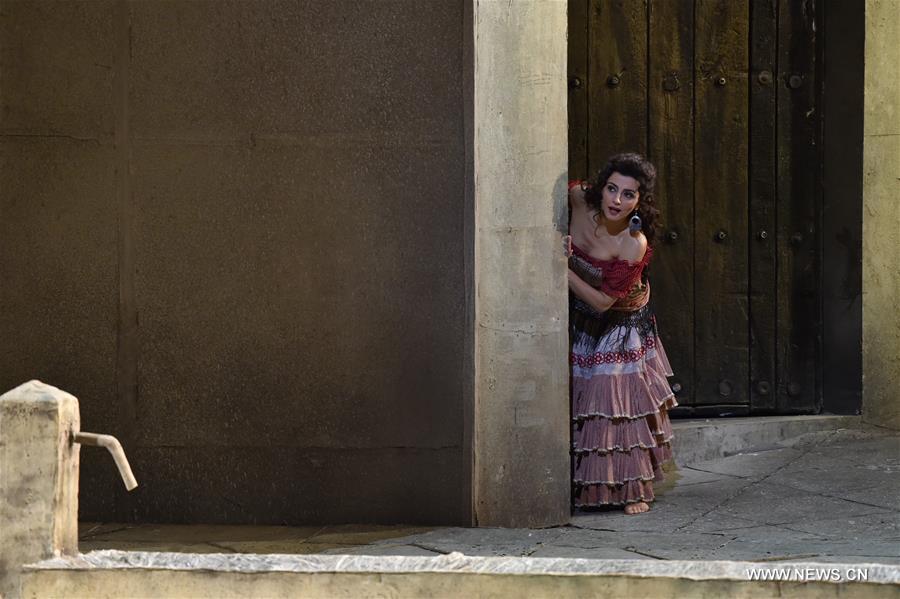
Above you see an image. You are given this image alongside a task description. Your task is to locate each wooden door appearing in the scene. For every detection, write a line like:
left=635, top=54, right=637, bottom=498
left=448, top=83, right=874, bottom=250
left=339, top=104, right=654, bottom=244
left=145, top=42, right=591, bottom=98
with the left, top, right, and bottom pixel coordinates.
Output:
left=568, top=0, right=819, bottom=416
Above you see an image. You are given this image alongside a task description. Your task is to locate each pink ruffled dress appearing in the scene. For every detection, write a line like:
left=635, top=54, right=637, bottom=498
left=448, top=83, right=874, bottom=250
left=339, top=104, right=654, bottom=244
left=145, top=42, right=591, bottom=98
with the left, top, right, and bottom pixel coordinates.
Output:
left=569, top=241, right=677, bottom=507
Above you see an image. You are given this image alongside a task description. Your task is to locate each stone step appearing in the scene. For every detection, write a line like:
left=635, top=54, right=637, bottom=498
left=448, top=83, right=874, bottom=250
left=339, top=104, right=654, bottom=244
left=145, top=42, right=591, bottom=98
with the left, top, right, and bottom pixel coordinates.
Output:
left=23, top=551, right=899, bottom=598
left=672, top=415, right=864, bottom=465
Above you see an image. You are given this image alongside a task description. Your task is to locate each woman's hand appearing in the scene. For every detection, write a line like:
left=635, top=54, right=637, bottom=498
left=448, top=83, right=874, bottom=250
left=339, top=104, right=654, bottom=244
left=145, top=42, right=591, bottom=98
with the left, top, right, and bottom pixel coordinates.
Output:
left=563, top=235, right=573, bottom=258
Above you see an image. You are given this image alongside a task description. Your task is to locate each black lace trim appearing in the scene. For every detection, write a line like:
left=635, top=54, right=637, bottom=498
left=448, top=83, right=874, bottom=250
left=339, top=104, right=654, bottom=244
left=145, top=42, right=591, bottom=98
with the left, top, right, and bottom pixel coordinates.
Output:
left=569, top=298, right=659, bottom=355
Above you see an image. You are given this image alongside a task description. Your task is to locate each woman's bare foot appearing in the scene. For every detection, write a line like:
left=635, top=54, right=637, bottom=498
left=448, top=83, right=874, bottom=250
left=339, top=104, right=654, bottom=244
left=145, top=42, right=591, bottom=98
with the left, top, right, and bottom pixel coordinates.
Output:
left=624, top=501, right=650, bottom=515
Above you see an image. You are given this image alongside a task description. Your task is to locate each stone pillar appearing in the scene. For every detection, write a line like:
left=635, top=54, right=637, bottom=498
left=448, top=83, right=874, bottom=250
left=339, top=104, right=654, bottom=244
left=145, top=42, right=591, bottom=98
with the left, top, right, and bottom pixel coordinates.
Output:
left=471, top=1, right=570, bottom=527
left=862, top=0, right=900, bottom=430
left=0, top=381, right=80, bottom=599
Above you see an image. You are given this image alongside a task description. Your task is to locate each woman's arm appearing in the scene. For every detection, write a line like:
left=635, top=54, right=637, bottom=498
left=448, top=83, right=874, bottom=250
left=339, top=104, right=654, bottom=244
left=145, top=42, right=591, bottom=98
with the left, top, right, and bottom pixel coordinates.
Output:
left=568, top=268, right=616, bottom=313
left=568, top=180, right=588, bottom=212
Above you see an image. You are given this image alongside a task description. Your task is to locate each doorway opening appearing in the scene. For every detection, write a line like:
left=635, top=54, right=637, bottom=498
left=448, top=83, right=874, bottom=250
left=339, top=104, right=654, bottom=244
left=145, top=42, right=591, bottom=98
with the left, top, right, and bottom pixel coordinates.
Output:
left=567, top=0, right=863, bottom=418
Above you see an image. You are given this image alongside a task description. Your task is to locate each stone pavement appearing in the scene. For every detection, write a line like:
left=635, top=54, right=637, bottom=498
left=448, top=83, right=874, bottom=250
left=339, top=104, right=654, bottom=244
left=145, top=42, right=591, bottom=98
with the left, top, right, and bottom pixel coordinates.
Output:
left=79, top=425, right=900, bottom=565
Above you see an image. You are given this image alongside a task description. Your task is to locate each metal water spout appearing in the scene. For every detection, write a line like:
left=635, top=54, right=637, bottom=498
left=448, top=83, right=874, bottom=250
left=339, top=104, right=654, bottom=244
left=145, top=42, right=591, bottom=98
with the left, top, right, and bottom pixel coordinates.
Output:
left=73, top=432, right=138, bottom=491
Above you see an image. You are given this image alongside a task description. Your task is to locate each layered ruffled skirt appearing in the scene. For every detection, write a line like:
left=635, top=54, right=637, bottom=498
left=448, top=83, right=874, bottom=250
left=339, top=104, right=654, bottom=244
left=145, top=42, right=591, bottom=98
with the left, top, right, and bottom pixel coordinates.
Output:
left=570, top=301, right=677, bottom=507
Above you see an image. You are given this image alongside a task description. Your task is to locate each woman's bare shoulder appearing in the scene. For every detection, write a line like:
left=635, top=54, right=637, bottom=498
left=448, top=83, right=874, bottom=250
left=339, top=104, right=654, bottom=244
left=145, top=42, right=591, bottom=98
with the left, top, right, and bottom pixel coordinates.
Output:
left=621, top=231, right=648, bottom=263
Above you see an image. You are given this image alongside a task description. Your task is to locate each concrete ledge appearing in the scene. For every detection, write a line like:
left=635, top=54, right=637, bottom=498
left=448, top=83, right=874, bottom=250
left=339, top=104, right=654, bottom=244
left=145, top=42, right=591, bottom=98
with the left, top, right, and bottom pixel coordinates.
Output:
left=22, top=551, right=899, bottom=598
left=671, top=415, right=865, bottom=465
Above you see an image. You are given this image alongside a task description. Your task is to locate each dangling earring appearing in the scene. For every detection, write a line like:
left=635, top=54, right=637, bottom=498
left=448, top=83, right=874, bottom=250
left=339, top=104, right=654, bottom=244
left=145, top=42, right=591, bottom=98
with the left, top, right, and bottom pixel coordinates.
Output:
left=628, top=210, right=642, bottom=234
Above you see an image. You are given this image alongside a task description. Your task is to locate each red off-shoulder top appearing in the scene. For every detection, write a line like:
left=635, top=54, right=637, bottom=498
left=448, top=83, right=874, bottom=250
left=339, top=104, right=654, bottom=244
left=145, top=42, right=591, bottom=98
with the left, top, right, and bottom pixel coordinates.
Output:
left=571, top=241, right=653, bottom=299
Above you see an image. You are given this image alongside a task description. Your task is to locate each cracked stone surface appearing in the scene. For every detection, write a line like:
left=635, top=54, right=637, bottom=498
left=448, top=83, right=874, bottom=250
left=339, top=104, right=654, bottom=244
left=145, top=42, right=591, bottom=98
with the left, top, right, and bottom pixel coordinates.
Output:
left=366, top=527, right=569, bottom=557
left=709, top=481, right=888, bottom=525
left=78, top=426, right=900, bottom=565
left=79, top=524, right=432, bottom=555
left=567, top=501, right=710, bottom=534
left=322, top=544, right=440, bottom=557
left=784, top=512, right=900, bottom=540
left=675, top=512, right=765, bottom=533
left=666, top=465, right=738, bottom=486
left=528, top=545, right=642, bottom=559
left=686, top=447, right=806, bottom=480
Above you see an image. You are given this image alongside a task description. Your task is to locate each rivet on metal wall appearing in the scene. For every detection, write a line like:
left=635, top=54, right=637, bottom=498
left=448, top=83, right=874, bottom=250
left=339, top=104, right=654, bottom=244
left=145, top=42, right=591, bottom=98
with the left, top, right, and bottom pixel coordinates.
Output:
left=715, top=76, right=727, bottom=87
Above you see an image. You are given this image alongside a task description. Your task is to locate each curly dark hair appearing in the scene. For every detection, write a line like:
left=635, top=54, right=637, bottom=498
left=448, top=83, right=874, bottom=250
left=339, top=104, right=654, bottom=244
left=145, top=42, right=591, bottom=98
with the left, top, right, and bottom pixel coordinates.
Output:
left=583, top=152, right=660, bottom=245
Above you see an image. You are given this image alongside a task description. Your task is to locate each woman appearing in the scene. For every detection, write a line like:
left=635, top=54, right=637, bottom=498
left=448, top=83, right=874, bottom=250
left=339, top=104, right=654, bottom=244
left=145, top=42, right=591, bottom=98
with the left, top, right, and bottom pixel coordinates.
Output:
left=566, top=153, right=676, bottom=515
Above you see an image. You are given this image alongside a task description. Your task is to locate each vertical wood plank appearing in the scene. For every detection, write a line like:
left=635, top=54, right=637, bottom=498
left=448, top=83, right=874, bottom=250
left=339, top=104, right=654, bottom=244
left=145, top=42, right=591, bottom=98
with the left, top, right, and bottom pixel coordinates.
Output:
left=748, top=0, right=777, bottom=412
left=568, top=0, right=590, bottom=180
left=587, top=0, right=648, bottom=174
left=776, top=0, right=818, bottom=413
left=820, top=0, right=863, bottom=415
left=693, top=0, right=750, bottom=406
left=648, top=0, right=694, bottom=405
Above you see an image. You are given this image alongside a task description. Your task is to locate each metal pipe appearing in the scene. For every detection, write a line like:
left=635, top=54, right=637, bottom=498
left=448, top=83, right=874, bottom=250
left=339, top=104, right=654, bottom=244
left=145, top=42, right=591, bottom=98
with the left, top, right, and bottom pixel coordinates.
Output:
left=74, top=432, right=138, bottom=491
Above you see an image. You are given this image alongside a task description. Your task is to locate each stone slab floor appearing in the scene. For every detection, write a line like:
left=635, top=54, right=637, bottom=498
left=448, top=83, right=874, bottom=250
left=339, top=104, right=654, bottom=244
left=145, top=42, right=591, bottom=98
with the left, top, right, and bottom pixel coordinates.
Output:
left=79, top=426, right=900, bottom=564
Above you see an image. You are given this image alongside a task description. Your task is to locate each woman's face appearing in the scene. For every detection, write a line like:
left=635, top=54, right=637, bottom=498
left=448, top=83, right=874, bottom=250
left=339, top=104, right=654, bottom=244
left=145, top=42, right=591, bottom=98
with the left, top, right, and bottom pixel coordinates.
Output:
left=600, top=171, right=640, bottom=223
